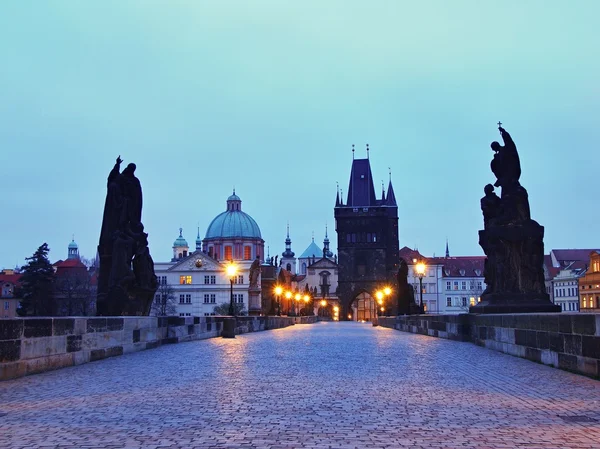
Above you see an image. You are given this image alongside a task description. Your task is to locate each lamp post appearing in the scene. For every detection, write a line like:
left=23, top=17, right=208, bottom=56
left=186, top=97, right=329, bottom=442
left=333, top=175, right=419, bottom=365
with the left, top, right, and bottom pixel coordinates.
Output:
left=226, top=261, right=238, bottom=316
left=285, top=291, right=292, bottom=315
left=414, top=259, right=426, bottom=313
left=303, top=294, right=310, bottom=316
left=320, top=299, right=327, bottom=318
left=383, top=286, right=392, bottom=316
left=274, top=286, right=283, bottom=316
left=295, top=293, right=301, bottom=315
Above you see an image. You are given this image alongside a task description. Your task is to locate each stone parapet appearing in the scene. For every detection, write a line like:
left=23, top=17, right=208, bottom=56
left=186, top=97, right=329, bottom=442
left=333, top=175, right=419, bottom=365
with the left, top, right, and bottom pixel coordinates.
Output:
left=378, top=313, right=600, bottom=379
left=0, top=316, right=305, bottom=381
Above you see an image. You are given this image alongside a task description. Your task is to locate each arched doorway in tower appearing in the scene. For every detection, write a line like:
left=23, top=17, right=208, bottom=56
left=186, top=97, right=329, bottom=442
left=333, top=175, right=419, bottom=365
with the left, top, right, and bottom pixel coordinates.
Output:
left=350, top=292, right=376, bottom=322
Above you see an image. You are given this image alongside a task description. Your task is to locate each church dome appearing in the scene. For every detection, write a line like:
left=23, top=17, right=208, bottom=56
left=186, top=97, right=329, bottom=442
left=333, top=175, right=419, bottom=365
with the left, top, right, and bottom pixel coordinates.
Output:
left=68, top=239, right=78, bottom=250
left=205, top=191, right=262, bottom=239
left=173, top=228, right=188, bottom=247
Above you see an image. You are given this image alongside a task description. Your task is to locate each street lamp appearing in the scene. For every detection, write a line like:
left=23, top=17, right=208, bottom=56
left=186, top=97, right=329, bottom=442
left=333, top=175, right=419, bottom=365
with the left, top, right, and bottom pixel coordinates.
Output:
left=303, top=294, right=310, bottom=316
left=295, top=293, right=301, bottom=315
left=414, top=259, right=426, bottom=313
left=226, top=261, right=238, bottom=316
left=274, top=285, right=283, bottom=316
left=320, top=299, right=327, bottom=317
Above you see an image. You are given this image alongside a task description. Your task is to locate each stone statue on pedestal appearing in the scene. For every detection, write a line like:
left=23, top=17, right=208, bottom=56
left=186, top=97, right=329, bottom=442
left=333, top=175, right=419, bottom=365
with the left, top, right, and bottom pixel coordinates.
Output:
left=471, top=125, right=560, bottom=313
left=97, top=156, right=158, bottom=316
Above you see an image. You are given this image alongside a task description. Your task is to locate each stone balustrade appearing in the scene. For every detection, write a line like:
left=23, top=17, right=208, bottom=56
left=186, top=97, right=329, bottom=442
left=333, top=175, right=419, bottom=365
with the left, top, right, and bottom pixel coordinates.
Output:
left=0, top=315, right=315, bottom=381
left=378, top=313, right=600, bottom=379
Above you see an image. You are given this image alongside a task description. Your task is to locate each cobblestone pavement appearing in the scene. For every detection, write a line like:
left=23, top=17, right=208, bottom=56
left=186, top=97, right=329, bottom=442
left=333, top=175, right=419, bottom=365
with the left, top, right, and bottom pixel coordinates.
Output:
left=1, top=322, right=600, bottom=449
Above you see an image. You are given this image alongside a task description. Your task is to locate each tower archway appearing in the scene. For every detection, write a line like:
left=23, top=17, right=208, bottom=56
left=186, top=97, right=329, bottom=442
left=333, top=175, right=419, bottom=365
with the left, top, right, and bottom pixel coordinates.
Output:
left=350, top=291, right=376, bottom=322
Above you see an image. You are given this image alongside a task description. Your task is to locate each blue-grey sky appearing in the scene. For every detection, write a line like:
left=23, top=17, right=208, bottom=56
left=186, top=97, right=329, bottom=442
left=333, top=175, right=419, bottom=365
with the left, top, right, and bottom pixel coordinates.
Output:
left=1, top=1, right=598, bottom=268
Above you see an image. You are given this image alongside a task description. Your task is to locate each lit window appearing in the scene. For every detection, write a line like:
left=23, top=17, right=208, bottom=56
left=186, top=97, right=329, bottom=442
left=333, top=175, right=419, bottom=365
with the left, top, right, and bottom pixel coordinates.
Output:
left=469, top=297, right=476, bottom=306
left=179, top=275, right=192, bottom=284
left=244, top=246, right=252, bottom=260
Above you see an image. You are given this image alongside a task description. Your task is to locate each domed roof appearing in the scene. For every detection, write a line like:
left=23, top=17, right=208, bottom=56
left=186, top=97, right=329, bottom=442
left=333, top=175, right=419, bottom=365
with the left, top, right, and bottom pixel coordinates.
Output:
left=205, top=192, right=262, bottom=240
left=68, top=239, right=78, bottom=249
left=173, top=228, right=188, bottom=247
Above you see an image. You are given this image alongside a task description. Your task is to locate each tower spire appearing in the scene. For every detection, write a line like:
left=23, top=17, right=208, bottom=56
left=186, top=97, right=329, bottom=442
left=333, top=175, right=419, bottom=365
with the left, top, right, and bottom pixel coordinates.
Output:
left=366, top=143, right=369, bottom=159
left=335, top=182, right=340, bottom=207
left=445, top=238, right=450, bottom=258
left=352, top=144, right=355, bottom=160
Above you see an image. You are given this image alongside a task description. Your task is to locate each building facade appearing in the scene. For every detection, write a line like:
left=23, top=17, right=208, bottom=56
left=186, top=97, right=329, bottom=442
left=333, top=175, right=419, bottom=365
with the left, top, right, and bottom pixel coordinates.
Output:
left=335, top=152, right=399, bottom=321
left=579, top=251, right=600, bottom=312
left=0, top=269, right=21, bottom=319
left=154, top=191, right=264, bottom=317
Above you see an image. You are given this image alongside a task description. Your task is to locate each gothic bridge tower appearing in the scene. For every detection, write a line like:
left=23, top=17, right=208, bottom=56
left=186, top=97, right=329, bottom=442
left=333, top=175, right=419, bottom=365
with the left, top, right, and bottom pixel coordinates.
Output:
left=334, top=146, right=399, bottom=320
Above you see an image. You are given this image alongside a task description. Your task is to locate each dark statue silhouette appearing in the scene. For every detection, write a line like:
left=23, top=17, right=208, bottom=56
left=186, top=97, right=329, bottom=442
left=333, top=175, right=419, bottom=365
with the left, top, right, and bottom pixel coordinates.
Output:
left=471, top=125, right=560, bottom=313
left=97, top=156, right=158, bottom=316
left=396, top=258, right=421, bottom=315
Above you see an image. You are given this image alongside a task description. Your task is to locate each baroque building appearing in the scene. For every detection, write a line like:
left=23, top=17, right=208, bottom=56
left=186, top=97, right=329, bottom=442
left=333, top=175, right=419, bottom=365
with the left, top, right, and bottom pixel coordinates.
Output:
left=334, top=149, right=399, bottom=320
left=154, top=191, right=264, bottom=316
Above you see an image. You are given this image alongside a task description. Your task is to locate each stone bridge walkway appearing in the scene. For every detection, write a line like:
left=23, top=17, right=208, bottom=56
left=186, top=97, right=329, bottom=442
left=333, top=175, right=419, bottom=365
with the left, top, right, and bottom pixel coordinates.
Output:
left=1, top=322, right=599, bottom=449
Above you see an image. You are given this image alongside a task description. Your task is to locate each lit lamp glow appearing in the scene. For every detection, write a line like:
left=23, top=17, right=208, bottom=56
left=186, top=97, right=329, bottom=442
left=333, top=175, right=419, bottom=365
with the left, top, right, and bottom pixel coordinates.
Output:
left=226, top=262, right=238, bottom=316
left=285, top=291, right=292, bottom=315
left=414, top=260, right=426, bottom=312
left=295, top=293, right=301, bottom=315
left=274, top=286, right=283, bottom=316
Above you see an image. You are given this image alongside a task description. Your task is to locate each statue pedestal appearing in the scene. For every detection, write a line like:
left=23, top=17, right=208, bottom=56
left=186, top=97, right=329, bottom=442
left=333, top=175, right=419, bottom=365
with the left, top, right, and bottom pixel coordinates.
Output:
left=470, top=221, right=560, bottom=314
left=248, top=287, right=262, bottom=316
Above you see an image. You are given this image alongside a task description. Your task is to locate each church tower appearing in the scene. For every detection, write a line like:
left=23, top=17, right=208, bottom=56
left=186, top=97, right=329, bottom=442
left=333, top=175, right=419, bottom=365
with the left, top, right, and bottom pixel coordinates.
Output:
left=281, top=224, right=296, bottom=274
left=334, top=145, right=399, bottom=320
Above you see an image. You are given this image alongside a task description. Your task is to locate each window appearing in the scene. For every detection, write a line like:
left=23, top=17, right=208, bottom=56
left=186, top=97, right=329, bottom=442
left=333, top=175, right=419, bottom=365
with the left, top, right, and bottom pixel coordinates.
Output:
left=461, top=281, right=467, bottom=290
left=346, top=234, right=351, bottom=243
left=210, top=276, right=216, bottom=284
left=224, top=246, right=233, bottom=260
left=446, top=281, right=451, bottom=291
left=446, top=297, right=452, bottom=307
left=583, top=297, right=587, bottom=308
left=160, top=276, right=167, bottom=285
left=179, top=295, right=185, bottom=304
left=238, top=275, right=243, bottom=284
left=233, top=294, right=244, bottom=303
left=244, top=246, right=252, bottom=260
left=210, top=294, right=216, bottom=304
left=367, top=233, right=371, bottom=242
left=461, top=297, right=467, bottom=307
left=469, top=297, right=476, bottom=306
left=204, top=294, right=210, bottom=304
left=4, top=301, right=9, bottom=310
left=204, top=313, right=210, bottom=316
left=476, top=281, right=482, bottom=290
left=185, top=313, right=191, bottom=316
left=180, top=275, right=192, bottom=285
left=453, top=281, right=459, bottom=290
left=204, top=275, right=210, bottom=284
left=185, top=294, right=191, bottom=304
left=372, top=233, right=377, bottom=243
left=179, top=313, right=184, bottom=316
left=469, top=280, right=475, bottom=290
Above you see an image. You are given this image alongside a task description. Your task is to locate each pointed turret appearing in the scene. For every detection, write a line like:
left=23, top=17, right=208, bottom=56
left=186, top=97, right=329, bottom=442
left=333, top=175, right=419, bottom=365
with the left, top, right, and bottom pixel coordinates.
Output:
left=323, top=224, right=333, bottom=259
left=281, top=223, right=296, bottom=274
left=282, top=223, right=295, bottom=258
left=445, top=239, right=450, bottom=258
left=386, top=180, right=397, bottom=206
left=195, top=226, right=202, bottom=251
left=381, top=180, right=386, bottom=203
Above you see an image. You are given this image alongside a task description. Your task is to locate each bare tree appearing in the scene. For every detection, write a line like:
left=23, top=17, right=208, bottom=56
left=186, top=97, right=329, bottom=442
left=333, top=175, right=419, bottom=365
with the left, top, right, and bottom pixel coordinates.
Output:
left=213, top=302, right=246, bottom=316
left=55, top=272, right=96, bottom=316
left=151, top=283, right=178, bottom=316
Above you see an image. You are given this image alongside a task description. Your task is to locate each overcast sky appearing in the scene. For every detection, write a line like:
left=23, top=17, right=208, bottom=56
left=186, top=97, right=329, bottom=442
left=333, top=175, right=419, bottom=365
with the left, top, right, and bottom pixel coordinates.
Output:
left=1, top=1, right=598, bottom=269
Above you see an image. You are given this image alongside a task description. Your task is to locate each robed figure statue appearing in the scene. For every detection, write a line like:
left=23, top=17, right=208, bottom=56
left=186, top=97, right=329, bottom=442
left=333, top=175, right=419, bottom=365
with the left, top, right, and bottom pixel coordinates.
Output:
left=97, top=156, right=158, bottom=316
left=471, top=125, right=559, bottom=313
